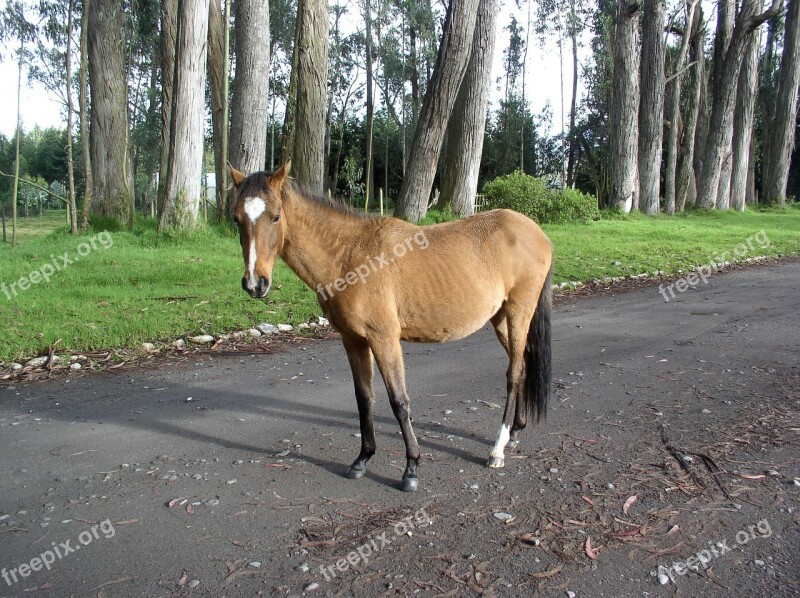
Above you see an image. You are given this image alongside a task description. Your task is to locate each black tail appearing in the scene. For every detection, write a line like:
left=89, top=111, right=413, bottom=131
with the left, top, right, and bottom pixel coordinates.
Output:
left=524, top=264, right=552, bottom=423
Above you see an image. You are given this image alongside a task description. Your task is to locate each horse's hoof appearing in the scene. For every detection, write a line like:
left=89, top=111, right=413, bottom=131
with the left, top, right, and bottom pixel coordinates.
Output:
left=486, top=456, right=505, bottom=468
left=345, top=467, right=365, bottom=479
left=400, top=476, right=419, bottom=492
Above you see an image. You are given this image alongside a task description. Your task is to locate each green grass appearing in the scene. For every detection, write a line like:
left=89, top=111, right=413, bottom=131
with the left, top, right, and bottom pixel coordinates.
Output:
left=1, top=206, right=799, bottom=362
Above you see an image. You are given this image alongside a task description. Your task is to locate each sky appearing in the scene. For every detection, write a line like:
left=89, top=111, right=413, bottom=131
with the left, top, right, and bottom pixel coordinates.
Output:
left=0, top=3, right=584, bottom=141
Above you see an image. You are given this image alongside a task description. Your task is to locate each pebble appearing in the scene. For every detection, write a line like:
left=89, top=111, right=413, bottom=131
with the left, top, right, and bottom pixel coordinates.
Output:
left=27, top=356, right=55, bottom=368
left=493, top=512, right=514, bottom=522
left=296, top=563, right=309, bottom=573
left=658, top=573, right=670, bottom=585
left=10, top=363, right=22, bottom=371
left=247, top=328, right=262, bottom=338
left=318, top=317, right=329, bottom=326
left=227, top=479, right=237, bottom=485
left=755, top=559, right=765, bottom=566
left=444, top=410, right=453, bottom=415
left=70, top=362, right=82, bottom=370
left=297, top=322, right=311, bottom=329
left=549, top=467, right=559, bottom=474
left=304, top=582, right=320, bottom=592
left=189, top=335, right=215, bottom=344
left=256, top=323, right=278, bottom=334
left=187, top=579, right=200, bottom=589
left=174, top=339, right=186, bottom=349
left=248, top=561, right=261, bottom=568
left=0, top=515, right=9, bottom=521
left=566, top=591, right=577, bottom=598
left=701, top=408, right=712, bottom=414
left=277, top=324, right=294, bottom=332
left=141, top=342, right=156, bottom=352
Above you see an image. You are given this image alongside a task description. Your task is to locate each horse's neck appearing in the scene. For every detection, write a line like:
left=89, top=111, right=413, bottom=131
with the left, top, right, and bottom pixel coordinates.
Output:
left=279, top=192, right=359, bottom=289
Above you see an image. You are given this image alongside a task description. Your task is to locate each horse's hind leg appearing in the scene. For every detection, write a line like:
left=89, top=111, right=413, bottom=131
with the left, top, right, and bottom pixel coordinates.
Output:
left=342, top=335, right=377, bottom=480
left=488, top=302, right=533, bottom=468
left=369, top=336, right=421, bottom=492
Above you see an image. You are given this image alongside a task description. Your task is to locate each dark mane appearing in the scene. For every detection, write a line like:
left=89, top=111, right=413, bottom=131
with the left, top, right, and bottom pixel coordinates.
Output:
left=239, top=169, right=375, bottom=220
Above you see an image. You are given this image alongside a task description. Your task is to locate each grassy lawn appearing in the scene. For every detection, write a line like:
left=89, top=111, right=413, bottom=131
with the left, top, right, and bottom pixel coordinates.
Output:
left=1, top=206, right=799, bottom=362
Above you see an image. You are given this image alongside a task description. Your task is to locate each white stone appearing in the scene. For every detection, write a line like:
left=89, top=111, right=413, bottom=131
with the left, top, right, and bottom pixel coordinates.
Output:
left=141, top=342, right=156, bottom=352
left=174, top=339, right=186, bottom=349
left=277, top=323, right=293, bottom=332
left=247, top=328, right=262, bottom=338
left=304, top=582, right=320, bottom=592
left=318, top=316, right=329, bottom=326
left=189, top=335, right=215, bottom=344
left=256, top=323, right=278, bottom=334
left=70, top=363, right=82, bottom=370
left=10, top=363, right=23, bottom=371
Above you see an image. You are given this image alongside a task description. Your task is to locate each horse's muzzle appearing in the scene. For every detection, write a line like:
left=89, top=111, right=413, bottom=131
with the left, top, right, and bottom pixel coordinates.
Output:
left=242, top=276, right=271, bottom=299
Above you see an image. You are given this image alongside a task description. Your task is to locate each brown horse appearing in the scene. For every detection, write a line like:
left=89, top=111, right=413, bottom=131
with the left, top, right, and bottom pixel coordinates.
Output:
left=230, top=161, right=553, bottom=492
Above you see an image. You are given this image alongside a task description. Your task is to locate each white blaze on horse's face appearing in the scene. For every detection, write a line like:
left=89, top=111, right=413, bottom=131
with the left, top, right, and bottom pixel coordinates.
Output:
left=243, top=196, right=267, bottom=290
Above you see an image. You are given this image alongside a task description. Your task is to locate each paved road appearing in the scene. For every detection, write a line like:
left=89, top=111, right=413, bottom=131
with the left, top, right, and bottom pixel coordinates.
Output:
left=1, top=262, right=798, bottom=597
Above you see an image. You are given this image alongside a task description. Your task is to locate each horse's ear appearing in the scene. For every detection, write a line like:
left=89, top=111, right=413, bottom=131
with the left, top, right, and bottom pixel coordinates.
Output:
left=270, top=159, right=291, bottom=190
left=229, top=163, right=246, bottom=188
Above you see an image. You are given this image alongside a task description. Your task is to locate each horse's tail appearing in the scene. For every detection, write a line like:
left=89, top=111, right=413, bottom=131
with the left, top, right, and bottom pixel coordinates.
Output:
left=524, top=262, right=552, bottom=423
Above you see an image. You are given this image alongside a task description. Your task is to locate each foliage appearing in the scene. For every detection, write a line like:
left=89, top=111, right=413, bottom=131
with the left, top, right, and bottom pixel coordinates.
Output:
left=483, top=170, right=599, bottom=224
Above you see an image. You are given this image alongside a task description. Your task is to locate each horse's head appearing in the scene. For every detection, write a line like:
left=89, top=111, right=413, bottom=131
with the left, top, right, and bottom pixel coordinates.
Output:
left=230, top=161, right=291, bottom=299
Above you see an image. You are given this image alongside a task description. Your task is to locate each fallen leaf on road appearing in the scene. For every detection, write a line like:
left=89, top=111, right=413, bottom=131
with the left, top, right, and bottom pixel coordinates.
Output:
left=585, top=536, right=601, bottom=559
left=623, top=495, right=637, bottom=515
left=581, top=495, right=596, bottom=506
left=114, top=519, right=140, bottom=526
left=177, top=572, right=187, bottom=588
left=531, top=565, right=563, bottom=579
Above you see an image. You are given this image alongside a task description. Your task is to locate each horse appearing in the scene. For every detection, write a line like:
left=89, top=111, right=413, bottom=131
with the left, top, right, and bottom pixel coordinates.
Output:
left=229, top=161, right=553, bottom=492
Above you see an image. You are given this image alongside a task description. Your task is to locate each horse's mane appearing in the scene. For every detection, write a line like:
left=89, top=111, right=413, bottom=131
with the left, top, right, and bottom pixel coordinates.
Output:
left=238, top=170, right=372, bottom=220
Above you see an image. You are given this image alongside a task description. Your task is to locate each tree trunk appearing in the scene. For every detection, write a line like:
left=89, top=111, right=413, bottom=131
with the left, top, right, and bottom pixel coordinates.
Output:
left=65, top=0, right=78, bottom=234
left=393, top=0, right=481, bottom=221
left=609, top=0, right=641, bottom=213
left=88, top=0, right=134, bottom=228
left=364, top=0, right=375, bottom=209
left=763, top=0, right=800, bottom=205
left=280, top=0, right=302, bottom=165
left=207, top=0, right=228, bottom=219
left=729, top=20, right=761, bottom=211
left=230, top=0, right=270, bottom=175
left=638, top=0, right=666, bottom=214
left=440, top=0, right=498, bottom=217
left=78, top=0, right=93, bottom=230
left=565, top=0, right=579, bottom=188
left=758, top=14, right=778, bottom=194
left=158, top=0, right=211, bottom=230
left=664, top=0, right=698, bottom=214
left=157, top=0, right=177, bottom=218
left=676, top=4, right=704, bottom=211
left=696, top=0, right=781, bottom=209
left=292, top=0, right=329, bottom=193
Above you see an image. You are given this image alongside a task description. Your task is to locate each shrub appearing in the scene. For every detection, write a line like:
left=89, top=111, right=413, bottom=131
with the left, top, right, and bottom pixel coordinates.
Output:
left=483, top=170, right=600, bottom=224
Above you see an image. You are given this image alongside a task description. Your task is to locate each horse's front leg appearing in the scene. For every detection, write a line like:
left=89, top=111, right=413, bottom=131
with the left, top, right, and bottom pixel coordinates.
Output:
left=342, top=335, right=377, bottom=480
left=369, top=336, right=421, bottom=492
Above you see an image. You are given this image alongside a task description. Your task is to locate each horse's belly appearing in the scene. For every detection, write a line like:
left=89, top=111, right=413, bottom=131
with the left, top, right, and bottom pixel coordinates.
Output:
left=399, top=299, right=501, bottom=343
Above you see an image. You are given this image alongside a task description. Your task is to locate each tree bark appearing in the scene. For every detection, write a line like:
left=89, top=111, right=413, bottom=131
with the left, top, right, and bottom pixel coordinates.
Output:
left=696, top=0, right=781, bottom=209
left=638, top=0, right=666, bottom=214
left=230, top=0, right=270, bottom=175
left=364, top=0, right=374, bottom=209
left=763, top=0, right=800, bottom=205
left=729, top=18, right=760, bottom=211
left=440, top=0, right=498, bottom=217
left=566, top=0, right=579, bottom=188
left=88, top=0, right=134, bottom=228
left=65, top=0, right=78, bottom=234
left=664, top=0, right=698, bottom=214
left=78, top=0, right=93, bottom=230
left=291, top=0, right=329, bottom=193
left=393, top=0, right=481, bottom=221
left=609, top=0, right=641, bottom=213
left=157, top=0, right=177, bottom=218
left=280, top=0, right=302, bottom=165
left=207, top=0, right=228, bottom=219
left=158, top=0, right=211, bottom=230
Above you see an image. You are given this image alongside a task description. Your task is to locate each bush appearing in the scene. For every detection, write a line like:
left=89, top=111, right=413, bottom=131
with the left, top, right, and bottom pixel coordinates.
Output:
left=483, top=170, right=600, bottom=224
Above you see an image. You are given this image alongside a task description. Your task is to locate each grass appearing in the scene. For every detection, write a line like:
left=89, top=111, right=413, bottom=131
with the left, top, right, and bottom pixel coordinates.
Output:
left=1, top=205, right=799, bottom=363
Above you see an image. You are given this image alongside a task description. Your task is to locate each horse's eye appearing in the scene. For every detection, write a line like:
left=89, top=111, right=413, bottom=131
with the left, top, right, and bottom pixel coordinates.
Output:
left=272, top=213, right=281, bottom=224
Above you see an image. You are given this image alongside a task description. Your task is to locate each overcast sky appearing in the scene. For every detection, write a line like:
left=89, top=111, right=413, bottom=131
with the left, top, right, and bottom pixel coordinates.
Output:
left=0, top=2, right=584, bottom=142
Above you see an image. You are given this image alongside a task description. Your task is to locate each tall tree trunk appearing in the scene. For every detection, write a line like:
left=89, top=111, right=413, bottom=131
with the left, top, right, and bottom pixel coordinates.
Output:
left=763, top=0, right=800, bottom=205
left=158, top=0, right=211, bottom=230
left=157, top=0, right=178, bottom=218
left=207, top=0, right=228, bottom=220
left=758, top=14, right=778, bottom=194
left=682, top=4, right=706, bottom=209
left=230, top=0, right=270, bottom=175
left=664, top=0, right=698, bottom=214
left=609, top=0, right=641, bottom=213
left=440, top=0, right=498, bottom=217
left=393, top=0, right=481, bottom=221
left=364, top=0, right=375, bottom=209
left=729, top=20, right=761, bottom=211
left=565, top=0, right=579, bottom=188
left=65, top=0, right=78, bottom=234
left=712, top=0, right=735, bottom=210
left=12, top=38, right=22, bottom=248
left=292, top=0, right=329, bottom=193
left=280, top=0, right=302, bottom=165
left=696, top=0, right=781, bottom=209
left=638, top=0, right=666, bottom=214
left=78, top=0, right=93, bottom=230
left=89, top=0, right=134, bottom=228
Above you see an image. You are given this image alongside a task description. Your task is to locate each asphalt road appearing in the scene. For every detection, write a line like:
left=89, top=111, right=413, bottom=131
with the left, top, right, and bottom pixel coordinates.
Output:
left=1, top=261, right=798, bottom=597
